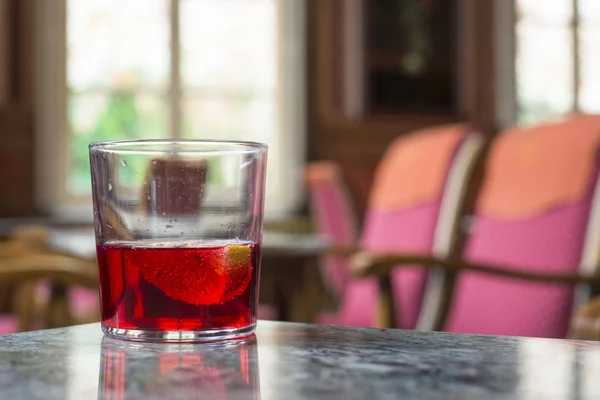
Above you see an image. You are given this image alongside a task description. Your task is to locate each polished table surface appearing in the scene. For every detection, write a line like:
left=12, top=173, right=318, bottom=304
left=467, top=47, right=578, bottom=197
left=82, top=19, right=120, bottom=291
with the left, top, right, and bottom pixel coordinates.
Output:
left=1, top=322, right=600, bottom=399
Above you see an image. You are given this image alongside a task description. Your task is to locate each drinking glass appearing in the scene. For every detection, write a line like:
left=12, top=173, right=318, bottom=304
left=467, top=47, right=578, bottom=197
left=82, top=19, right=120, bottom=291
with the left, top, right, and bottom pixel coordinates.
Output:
left=89, top=140, right=267, bottom=342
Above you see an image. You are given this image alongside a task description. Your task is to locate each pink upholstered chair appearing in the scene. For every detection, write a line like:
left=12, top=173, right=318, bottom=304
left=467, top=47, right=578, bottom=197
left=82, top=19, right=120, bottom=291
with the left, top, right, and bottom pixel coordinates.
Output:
left=305, top=161, right=359, bottom=297
left=322, top=124, right=484, bottom=329
left=0, top=317, right=17, bottom=334
left=356, top=115, right=600, bottom=338
left=445, top=116, right=600, bottom=338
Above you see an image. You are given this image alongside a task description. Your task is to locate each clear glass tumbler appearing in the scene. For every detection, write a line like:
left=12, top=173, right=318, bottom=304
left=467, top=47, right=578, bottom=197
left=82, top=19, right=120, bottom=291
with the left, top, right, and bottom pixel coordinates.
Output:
left=89, top=140, right=267, bottom=342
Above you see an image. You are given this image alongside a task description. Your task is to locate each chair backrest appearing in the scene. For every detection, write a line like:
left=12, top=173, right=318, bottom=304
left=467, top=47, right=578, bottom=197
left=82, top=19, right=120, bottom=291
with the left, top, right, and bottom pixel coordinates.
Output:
left=445, top=115, right=600, bottom=338
left=359, top=124, right=484, bottom=329
left=305, top=161, right=358, bottom=295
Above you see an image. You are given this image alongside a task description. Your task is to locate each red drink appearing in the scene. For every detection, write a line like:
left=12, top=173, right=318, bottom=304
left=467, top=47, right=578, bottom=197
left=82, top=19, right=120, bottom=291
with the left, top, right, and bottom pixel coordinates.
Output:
left=96, top=240, right=261, bottom=333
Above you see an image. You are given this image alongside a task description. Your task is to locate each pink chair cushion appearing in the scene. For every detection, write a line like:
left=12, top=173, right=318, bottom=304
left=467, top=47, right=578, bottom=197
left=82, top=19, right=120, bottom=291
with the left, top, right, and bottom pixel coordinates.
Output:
left=477, top=115, right=600, bottom=219
left=316, top=278, right=379, bottom=327
left=37, top=282, right=99, bottom=316
left=257, top=305, right=277, bottom=321
left=0, top=285, right=97, bottom=335
left=308, top=167, right=356, bottom=295
left=322, top=201, right=441, bottom=329
left=315, top=127, right=471, bottom=329
left=361, top=202, right=441, bottom=329
left=0, top=315, right=18, bottom=335
left=446, top=200, right=590, bottom=338
left=369, top=124, right=469, bottom=211
left=69, top=287, right=99, bottom=315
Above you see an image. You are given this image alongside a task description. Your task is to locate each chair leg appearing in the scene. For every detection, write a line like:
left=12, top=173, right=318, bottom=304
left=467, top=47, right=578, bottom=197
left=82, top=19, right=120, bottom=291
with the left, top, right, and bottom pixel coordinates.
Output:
left=48, top=285, right=72, bottom=329
left=375, top=276, right=396, bottom=329
left=430, top=271, right=458, bottom=331
left=14, top=281, right=36, bottom=332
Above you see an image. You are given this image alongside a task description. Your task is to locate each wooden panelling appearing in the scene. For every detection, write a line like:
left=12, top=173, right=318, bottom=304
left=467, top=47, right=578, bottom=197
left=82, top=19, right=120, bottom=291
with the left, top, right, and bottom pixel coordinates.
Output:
left=0, top=0, right=36, bottom=217
left=308, top=0, right=497, bottom=207
left=459, top=0, right=497, bottom=136
left=0, top=105, right=36, bottom=216
left=0, top=0, right=8, bottom=107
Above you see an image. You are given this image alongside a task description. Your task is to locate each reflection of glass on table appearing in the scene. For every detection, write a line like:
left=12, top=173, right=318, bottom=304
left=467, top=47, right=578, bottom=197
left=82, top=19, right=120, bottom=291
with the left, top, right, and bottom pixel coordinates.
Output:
left=99, top=334, right=260, bottom=399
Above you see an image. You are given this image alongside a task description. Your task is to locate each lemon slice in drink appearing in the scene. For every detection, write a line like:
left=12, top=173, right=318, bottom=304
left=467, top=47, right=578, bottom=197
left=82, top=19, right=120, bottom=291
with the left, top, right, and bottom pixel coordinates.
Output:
left=222, top=244, right=254, bottom=302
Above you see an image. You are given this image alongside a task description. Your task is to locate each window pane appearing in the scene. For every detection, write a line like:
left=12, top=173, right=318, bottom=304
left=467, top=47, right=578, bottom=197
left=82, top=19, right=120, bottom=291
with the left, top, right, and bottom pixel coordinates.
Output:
left=579, top=27, right=600, bottom=112
left=180, top=0, right=276, bottom=91
left=516, top=0, right=572, bottom=25
left=579, top=0, right=600, bottom=25
left=182, top=96, right=275, bottom=143
left=68, top=0, right=170, bottom=91
left=579, top=0, right=600, bottom=113
left=516, top=21, right=574, bottom=124
left=68, top=93, right=168, bottom=193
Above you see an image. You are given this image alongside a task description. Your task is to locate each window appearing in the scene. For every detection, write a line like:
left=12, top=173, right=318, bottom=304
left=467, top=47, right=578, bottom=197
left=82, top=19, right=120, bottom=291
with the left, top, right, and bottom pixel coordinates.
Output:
left=35, top=0, right=306, bottom=219
left=515, top=0, right=600, bottom=125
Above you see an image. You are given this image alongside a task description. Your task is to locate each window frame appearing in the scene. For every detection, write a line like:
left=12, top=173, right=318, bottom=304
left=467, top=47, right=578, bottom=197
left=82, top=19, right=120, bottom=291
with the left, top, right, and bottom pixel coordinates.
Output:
left=34, top=0, right=306, bottom=220
left=511, top=0, right=589, bottom=126
left=495, top=0, right=517, bottom=130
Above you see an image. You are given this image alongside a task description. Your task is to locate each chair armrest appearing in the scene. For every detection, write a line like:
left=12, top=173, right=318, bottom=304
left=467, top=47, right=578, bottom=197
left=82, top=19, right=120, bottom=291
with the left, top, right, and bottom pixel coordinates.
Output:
left=325, top=245, right=360, bottom=257
left=350, top=252, right=600, bottom=285
left=0, top=253, right=98, bottom=331
left=0, top=254, right=98, bottom=287
left=571, top=295, right=600, bottom=340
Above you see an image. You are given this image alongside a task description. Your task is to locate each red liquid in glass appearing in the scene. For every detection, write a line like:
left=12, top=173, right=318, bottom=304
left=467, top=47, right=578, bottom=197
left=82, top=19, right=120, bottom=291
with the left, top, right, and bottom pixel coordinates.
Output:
left=96, top=241, right=261, bottom=332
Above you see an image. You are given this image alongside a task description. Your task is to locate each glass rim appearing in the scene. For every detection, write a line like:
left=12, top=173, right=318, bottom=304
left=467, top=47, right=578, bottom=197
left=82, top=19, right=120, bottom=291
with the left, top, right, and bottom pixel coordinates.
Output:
left=89, top=139, right=268, bottom=155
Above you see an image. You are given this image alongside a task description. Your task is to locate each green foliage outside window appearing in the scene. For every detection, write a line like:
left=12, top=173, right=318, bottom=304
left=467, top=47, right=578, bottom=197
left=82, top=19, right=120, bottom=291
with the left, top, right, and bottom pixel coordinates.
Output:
left=69, top=91, right=225, bottom=194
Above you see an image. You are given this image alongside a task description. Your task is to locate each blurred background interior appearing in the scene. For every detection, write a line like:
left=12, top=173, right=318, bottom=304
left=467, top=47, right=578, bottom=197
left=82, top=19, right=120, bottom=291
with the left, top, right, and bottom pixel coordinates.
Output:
left=4, top=0, right=600, bottom=340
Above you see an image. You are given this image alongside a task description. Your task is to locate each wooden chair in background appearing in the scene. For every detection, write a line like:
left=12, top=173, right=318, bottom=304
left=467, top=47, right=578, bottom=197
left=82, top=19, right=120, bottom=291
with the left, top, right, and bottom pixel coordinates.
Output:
left=305, top=161, right=359, bottom=298
left=352, top=115, right=600, bottom=338
left=320, top=124, right=485, bottom=328
left=571, top=295, right=600, bottom=340
left=0, top=226, right=98, bottom=332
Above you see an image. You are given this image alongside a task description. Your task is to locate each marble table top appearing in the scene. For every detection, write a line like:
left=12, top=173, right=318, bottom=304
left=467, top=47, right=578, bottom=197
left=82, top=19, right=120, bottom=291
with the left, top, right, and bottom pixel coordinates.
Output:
left=0, top=321, right=599, bottom=399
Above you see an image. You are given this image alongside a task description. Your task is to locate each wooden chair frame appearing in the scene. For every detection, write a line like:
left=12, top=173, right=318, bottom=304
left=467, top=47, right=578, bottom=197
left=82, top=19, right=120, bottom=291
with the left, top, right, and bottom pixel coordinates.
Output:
left=0, top=226, right=99, bottom=332
left=326, top=245, right=600, bottom=330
